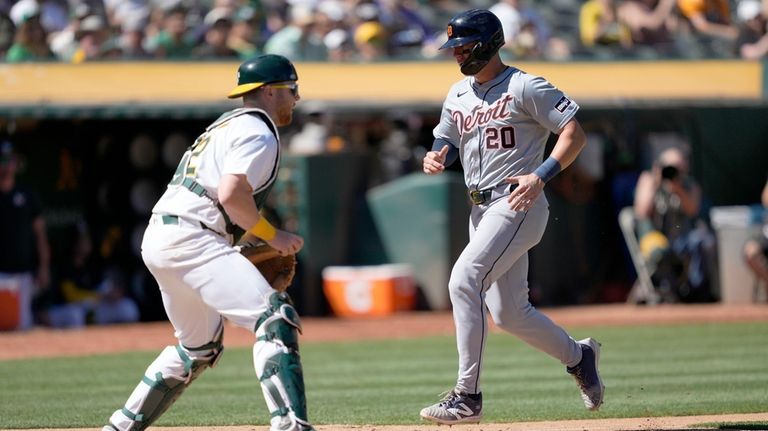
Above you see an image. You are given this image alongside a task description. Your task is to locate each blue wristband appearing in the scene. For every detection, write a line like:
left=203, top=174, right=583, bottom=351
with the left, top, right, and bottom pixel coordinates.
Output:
left=533, top=157, right=562, bottom=183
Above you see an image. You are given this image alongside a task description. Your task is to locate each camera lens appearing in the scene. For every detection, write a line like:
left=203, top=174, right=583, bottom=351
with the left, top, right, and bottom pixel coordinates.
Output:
left=661, top=165, right=679, bottom=180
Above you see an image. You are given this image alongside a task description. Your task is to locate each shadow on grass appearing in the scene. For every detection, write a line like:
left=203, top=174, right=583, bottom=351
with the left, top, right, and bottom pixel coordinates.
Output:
left=634, top=427, right=768, bottom=431
left=718, top=424, right=768, bottom=430
left=640, top=429, right=768, bottom=431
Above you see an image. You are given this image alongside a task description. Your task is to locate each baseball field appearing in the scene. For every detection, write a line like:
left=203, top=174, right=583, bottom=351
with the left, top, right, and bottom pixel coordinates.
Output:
left=1, top=303, right=767, bottom=431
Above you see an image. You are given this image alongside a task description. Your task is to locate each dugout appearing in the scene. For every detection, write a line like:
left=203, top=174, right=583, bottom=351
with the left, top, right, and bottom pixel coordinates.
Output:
left=1, top=60, right=767, bottom=316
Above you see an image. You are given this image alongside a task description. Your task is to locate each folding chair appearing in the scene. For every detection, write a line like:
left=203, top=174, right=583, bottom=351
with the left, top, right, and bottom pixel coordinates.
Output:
left=618, top=206, right=661, bottom=304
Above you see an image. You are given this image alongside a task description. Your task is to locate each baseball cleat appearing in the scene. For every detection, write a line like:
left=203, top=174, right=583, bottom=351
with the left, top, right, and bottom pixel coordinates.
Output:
left=567, top=338, right=605, bottom=411
left=270, top=415, right=315, bottom=431
left=419, top=389, right=482, bottom=424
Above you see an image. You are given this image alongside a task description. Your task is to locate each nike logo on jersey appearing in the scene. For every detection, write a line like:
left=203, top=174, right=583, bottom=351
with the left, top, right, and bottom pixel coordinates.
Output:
left=452, top=93, right=514, bottom=137
left=457, top=90, right=468, bottom=97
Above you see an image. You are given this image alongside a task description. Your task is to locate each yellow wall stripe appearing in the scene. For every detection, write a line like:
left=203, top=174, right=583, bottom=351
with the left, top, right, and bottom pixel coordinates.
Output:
left=0, top=60, right=762, bottom=106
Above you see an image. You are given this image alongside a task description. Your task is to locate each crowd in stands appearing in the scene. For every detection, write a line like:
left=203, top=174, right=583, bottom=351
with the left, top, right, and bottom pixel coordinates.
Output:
left=0, top=0, right=766, bottom=64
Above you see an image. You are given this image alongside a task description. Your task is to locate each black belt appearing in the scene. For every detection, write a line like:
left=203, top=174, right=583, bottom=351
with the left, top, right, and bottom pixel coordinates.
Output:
left=469, top=183, right=517, bottom=205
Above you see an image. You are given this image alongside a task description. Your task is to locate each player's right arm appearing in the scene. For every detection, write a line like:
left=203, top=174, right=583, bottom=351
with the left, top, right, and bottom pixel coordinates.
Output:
left=218, top=173, right=303, bottom=255
left=423, top=139, right=458, bottom=175
left=506, top=119, right=586, bottom=212
left=545, top=118, right=587, bottom=173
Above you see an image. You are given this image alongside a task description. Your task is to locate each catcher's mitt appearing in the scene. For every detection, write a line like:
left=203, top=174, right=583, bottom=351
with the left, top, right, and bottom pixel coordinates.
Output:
left=240, top=243, right=296, bottom=292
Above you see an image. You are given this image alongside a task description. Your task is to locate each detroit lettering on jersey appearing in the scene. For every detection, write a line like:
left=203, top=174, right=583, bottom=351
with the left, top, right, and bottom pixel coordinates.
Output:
left=433, top=67, right=579, bottom=191
left=452, top=93, right=514, bottom=138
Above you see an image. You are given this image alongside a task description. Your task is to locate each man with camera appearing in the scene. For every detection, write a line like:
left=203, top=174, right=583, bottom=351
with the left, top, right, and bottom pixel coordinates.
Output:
left=633, top=146, right=716, bottom=302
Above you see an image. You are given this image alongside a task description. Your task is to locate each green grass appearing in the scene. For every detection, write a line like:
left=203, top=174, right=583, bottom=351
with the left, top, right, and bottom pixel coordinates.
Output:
left=1, top=322, right=767, bottom=428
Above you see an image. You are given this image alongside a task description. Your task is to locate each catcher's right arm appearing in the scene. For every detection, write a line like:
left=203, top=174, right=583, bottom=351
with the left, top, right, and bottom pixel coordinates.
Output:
left=239, top=243, right=296, bottom=292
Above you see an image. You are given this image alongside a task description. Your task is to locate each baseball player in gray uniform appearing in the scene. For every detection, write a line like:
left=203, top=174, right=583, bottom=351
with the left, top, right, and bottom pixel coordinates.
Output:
left=101, top=54, right=314, bottom=431
left=419, top=9, right=605, bottom=425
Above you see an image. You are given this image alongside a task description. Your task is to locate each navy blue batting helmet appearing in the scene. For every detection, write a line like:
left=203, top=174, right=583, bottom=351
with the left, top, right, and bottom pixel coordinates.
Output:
left=440, top=9, right=504, bottom=75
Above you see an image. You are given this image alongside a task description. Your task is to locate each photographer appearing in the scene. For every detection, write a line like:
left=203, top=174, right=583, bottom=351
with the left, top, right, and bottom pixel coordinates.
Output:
left=633, top=147, right=716, bottom=302
left=743, top=178, right=768, bottom=292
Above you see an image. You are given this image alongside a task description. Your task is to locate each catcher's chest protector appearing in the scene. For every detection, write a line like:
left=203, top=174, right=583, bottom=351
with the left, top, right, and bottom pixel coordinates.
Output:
left=202, top=108, right=282, bottom=238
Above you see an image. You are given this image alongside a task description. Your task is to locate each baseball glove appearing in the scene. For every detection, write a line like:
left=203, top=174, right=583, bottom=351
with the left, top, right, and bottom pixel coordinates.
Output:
left=239, top=243, right=296, bottom=292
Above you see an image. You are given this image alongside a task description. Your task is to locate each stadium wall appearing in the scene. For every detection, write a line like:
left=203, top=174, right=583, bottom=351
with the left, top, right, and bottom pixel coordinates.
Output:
left=0, top=60, right=765, bottom=110
left=1, top=61, right=766, bottom=314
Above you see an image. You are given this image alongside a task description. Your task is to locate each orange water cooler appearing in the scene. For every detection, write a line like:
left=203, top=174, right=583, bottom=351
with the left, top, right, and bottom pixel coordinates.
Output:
left=322, top=264, right=417, bottom=317
left=0, top=277, right=21, bottom=330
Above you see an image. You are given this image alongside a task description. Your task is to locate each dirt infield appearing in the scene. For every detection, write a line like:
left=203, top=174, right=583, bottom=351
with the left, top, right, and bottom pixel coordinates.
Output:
left=2, top=303, right=768, bottom=430
left=5, top=413, right=768, bottom=431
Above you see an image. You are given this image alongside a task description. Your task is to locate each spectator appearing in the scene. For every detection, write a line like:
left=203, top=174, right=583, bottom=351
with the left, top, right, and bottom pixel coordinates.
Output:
left=617, top=0, right=679, bottom=55
left=118, top=12, right=151, bottom=59
left=489, top=0, right=556, bottom=59
left=317, top=1, right=352, bottom=62
left=103, top=0, right=150, bottom=34
left=37, top=0, right=70, bottom=35
left=736, top=0, right=768, bottom=59
left=149, top=5, right=195, bottom=59
left=192, top=7, right=239, bottom=59
left=5, top=1, right=54, bottom=62
left=743, top=177, right=768, bottom=292
left=70, top=14, right=109, bottom=63
left=227, top=5, right=261, bottom=60
left=353, top=20, right=389, bottom=60
left=633, top=146, right=716, bottom=302
left=40, top=221, right=140, bottom=328
left=264, top=4, right=327, bottom=60
left=677, top=0, right=738, bottom=55
left=48, top=2, right=92, bottom=61
left=378, top=0, right=433, bottom=56
left=0, top=12, right=13, bottom=58
left=579, top=0, right=632, bottom=50
left=490, top=0, right=523, bottom=47
left=260, top=1, right=289, bottom=40
left=0, top=141, right=50, bottom=330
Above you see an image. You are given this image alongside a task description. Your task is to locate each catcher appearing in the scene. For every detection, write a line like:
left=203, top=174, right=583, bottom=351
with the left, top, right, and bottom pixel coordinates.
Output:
left=102, top=55, right=314, bottom=431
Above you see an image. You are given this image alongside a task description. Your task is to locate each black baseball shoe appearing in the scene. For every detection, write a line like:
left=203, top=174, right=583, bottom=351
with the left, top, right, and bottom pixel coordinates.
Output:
left=419, top=389, right=482, bottom=424
left=567, top=338, right=605, bottom=411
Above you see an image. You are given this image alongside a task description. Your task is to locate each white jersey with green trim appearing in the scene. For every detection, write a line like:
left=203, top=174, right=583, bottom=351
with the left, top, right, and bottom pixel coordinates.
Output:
left=433, top=66, right=578, bottom=191
left=152, top=108, right=280, bottom=236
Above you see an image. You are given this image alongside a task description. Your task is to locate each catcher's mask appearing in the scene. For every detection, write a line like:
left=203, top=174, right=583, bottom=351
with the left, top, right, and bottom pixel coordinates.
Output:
left=228, top=54, right=298, bottom=99
left=440, top=9, right=504, bottom=76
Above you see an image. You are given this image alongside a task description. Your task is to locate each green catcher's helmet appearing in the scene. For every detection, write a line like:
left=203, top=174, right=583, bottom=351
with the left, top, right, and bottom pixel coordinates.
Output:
left=227, top=54, right=298, bottom=99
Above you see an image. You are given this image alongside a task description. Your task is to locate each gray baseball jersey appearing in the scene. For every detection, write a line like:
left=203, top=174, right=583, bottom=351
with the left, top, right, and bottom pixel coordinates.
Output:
left=433, top=67, right=584, bottom=395
left=434, top=66, right=579, bottom=191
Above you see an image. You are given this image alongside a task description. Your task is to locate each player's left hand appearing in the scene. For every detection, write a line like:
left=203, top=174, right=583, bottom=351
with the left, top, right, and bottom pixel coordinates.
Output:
left=505, top=173, right=544, bottom=212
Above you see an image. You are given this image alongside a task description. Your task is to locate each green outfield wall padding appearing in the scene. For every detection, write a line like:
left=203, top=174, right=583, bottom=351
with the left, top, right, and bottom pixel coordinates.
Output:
left=366, top=172, right=470, bottom=310
left=273, top=152, right=370, bottom=315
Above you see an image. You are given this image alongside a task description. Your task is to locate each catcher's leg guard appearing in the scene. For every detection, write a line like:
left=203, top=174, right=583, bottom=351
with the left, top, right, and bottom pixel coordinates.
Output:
left=105, top=324, right=224, bottom=431
left=254, top=292, right=313, bottom=431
